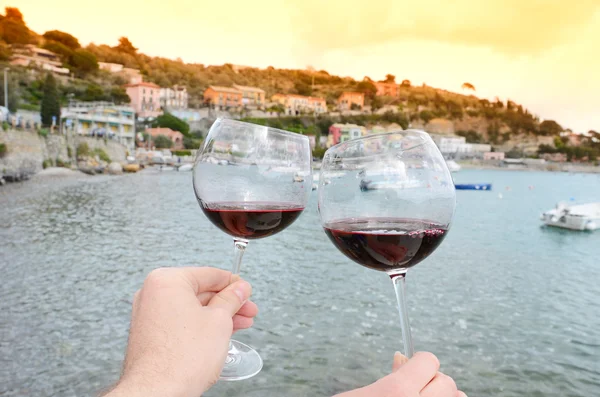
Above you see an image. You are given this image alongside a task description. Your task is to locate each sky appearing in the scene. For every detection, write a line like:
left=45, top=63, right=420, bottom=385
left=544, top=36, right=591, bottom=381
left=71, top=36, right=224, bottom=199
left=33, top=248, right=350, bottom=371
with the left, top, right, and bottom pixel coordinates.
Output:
left=8, top=0, right=600, bottom=132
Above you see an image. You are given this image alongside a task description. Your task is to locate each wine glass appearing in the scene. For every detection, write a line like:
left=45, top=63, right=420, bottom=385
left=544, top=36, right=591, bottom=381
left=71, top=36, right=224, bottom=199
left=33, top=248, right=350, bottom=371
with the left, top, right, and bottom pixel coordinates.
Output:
left=192, top=118, right=312, bottom=380
left=318, top=131, right=456, bottom=357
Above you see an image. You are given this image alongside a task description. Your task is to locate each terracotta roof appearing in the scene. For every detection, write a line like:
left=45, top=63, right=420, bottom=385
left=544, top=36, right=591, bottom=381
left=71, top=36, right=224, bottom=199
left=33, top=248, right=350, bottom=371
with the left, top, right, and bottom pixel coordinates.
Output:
left=124, top=82, right=160, bottom=88
left=233, top=84, right=265, bottom=93
left=207, top=86, right=242, bottom=94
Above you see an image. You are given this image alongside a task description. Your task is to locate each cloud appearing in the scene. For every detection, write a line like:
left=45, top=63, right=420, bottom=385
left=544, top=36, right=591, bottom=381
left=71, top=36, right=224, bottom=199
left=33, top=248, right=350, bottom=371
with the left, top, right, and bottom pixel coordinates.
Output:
left=288, top=0, right=600, bottom=55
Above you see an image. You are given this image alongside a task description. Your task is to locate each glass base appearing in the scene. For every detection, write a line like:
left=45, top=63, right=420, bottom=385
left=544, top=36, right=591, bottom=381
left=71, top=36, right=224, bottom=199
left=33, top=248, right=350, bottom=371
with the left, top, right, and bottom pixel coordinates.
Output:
left=219, top=340, right=263, bottom=381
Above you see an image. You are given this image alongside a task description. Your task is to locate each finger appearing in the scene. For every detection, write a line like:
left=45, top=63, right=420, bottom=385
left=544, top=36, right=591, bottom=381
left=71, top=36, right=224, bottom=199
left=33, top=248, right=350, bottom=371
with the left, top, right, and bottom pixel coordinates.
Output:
left=207, top=280, right=252, bottom=316
left=420, top=373, right=457, bottom=396
left=180, top=267, right=234, bottom=295
left=236, top=300, right=258, bottom=317
left=457, top=391, right=468, bottom=397
left=393, top=351, right=440, bottom=393
left=392, top=351, right=408, bottom=372
left=198, top=291, right=216, bottom=306
left=232, top=314, right=254, bottom=330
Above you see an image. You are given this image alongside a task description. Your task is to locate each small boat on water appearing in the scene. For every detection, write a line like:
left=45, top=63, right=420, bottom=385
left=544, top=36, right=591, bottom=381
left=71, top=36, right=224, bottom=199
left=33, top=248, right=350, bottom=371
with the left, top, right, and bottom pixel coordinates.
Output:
left=540, top=202, right=600, bottom=231
left=446, top=160, right=461, bottom=173
left=455, top=183, right=492, bottom=191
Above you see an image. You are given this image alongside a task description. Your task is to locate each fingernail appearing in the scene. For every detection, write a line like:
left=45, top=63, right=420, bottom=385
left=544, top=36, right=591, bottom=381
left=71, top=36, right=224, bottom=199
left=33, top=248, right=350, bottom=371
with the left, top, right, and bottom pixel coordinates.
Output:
left=233, top=281, right=250, bottom=302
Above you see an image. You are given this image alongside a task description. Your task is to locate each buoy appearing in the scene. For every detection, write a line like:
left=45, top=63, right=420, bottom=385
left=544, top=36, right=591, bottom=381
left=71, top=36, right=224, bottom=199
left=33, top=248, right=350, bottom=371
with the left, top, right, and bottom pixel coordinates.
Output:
left=498, top=193, right=503, bottom=199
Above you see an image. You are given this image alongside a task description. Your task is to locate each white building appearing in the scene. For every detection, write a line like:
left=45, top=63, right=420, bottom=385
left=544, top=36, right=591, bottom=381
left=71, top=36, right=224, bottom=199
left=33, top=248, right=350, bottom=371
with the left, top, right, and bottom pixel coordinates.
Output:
left=10, top=45, right=70, bottom=75
left=61, top=101, right=136, bottom=152
left=430, top=135, right=467, bottom=154
left=98, top=62, right=124, bottom=73
left=160, top=85, right=188, bottom=109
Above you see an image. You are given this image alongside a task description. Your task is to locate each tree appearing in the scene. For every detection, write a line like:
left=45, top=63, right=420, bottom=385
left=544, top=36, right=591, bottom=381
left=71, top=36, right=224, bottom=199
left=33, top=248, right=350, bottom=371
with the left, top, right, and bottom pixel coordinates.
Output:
left=70, top=49, right=98, bottom=76
left=538, top=120, right=563, bottom=136
left=456, top=130, right=483, bottom=143
left=83, top=84, right=105, bottom=101
left=153, top=112, right=190, bottom=136
left=356, top=80, right=377, bottom=99
left=40, top=74, right=61, bottom=127
left=43, top=30, right=80, bottom=49
left=384, top=74, right=396, bottom=83
left=400, top=79, right=411, bottom=87
left=461, top=82, right=476, bottom=91
left=42, top=41, right=73, bottom=62
left=371, top=96, right=383, bottom=112
left=0, top=9, right=35, bottom=44
left=0, top=41, right=10, bottom=61
left=110, top=87, right=130, bottom=104
left=115, top=37, right=137, bottom=55
left=0, top=73, right=18, bottom=112
left=419, top=110, right=434, bottom=124
left=294, top=81, right=312, bottom=96
left=153, top=134, right=173, bottom=149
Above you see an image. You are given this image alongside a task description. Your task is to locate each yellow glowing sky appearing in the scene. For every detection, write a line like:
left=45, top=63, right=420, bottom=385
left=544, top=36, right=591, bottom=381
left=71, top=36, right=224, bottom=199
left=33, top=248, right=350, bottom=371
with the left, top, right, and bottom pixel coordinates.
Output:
left=9, top=0, right=600, bottom=132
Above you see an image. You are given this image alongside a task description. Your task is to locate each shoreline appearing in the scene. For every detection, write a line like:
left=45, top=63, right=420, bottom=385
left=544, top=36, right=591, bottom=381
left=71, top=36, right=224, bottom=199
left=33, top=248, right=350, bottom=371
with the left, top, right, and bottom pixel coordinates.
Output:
left=457, top=161, right=600, bottom=174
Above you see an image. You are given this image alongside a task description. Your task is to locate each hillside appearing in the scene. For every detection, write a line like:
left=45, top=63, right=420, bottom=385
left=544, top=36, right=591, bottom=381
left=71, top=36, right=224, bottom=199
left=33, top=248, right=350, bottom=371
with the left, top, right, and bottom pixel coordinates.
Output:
left=1, top=6, right=599, bottom=161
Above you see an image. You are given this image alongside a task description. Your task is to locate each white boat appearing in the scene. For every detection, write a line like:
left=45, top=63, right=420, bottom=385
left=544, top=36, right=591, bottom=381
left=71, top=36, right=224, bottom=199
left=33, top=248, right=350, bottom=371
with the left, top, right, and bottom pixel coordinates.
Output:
left=540, top=202, right=600, bottom=231
left=446, top=160, right=461, bottom=173
left=178, top=164, right=193, bottom=172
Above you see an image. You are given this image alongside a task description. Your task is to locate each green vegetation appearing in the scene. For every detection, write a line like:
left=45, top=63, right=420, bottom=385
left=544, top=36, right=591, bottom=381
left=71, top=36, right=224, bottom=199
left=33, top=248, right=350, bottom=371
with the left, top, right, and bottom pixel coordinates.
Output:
left=42, top=159, right=52, bottom=169
left=55, top=158, right=69, bottom=168
left=1, top=122, right=8, bottom=131
left=38, top=128, right=48, bottom=137
left=93, top=148, right=110, bottom=162
left=40, top=74, right=60, bottom=127
left=0, top=142, right=7, bottom=156
left=67, top=146, right=72, bottom=158
left=153, top=134, right=173, bottom=149
left=153, top=112, right=190, bottom=135
left=456, top=130, right=484, bottom=143
left=76, top=142, right=90, bottom=157
left=171, top=150, right=192, bottom=156
left=183, top=137, right=202, bottom=150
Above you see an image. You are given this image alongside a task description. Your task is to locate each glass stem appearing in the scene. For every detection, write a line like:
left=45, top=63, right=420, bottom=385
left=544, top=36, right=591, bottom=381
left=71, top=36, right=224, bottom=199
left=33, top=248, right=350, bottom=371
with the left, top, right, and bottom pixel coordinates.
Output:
left=226, top=238, right=249, bottom=362
left=391, top=273, right=414, bottom=358
left=231, top=238, right=248, bottom=275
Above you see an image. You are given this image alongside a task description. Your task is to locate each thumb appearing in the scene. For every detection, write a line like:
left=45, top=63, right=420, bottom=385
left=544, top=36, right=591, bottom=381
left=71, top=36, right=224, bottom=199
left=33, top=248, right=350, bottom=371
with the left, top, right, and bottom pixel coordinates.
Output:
left=207, top=279, right=252, bottom=316
left=392, top=352, right=408, bottom=372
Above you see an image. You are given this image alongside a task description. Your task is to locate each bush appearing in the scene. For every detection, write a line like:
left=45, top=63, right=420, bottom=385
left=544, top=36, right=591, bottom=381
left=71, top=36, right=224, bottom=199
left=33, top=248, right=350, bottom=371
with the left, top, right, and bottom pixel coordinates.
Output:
left=76, top=142, right=90, bottom=157
left=56, top=158, right=70, bottom=168
left=38, top=128, right=49, bottom=137
left=172, top=150, right=192, bottom=157
left=153, top=134, right=174, bottom=149
left=42, top=159, right=52, bottom=169
left=2, top=122, right=9, bottom=131
left=419, top=110, right=434, bottom=124
left=67, top=146, right=72, bottom=158
left=312, top=146, right=327, bottom=159
left=183, top=137, right=202, bottom=150
left=18, top=103, right=40, bottom=111
left=93, top=148, right=111, bottom=163
left=0, top=143, right=7, bottom=156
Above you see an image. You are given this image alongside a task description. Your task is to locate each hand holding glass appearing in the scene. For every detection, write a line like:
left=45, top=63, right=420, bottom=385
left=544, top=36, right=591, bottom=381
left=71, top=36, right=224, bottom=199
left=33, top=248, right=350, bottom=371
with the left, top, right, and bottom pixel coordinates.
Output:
left=318, top=131, right=456, bottom=357
left=193, top=119, right=312, bottom=380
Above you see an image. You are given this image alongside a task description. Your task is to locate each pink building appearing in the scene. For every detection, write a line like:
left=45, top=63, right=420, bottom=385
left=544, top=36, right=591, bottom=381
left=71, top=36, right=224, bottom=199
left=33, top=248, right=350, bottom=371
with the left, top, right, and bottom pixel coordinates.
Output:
left=124, top=82, right=162, bottom=118
left=146, top=127, right=184, bottom=150
left=483, top=152, right=505, bottom=161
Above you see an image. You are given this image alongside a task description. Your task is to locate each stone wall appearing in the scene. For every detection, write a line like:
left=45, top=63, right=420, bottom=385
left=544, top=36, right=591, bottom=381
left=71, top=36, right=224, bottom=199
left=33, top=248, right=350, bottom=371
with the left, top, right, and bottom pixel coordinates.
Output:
left=0, top=129, right=127, bottom=179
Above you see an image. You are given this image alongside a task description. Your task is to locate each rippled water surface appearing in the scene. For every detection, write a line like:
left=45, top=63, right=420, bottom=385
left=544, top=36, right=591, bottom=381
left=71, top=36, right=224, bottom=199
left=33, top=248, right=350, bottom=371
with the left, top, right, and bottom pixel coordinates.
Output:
left=1, top=169, right=599, bottom=396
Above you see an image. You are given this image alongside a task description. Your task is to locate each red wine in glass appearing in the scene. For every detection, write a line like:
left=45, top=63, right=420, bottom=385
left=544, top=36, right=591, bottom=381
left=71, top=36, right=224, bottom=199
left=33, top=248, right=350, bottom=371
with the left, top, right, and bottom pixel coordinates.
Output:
left=323, top=218, right=447, bottom=275
left=201, top=202, right=305, bottom=239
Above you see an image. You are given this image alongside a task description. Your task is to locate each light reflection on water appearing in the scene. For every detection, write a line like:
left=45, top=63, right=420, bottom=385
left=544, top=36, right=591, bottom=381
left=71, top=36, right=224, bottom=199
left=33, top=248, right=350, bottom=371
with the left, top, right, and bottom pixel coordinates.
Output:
left=0, top=169, right=599, bottom=396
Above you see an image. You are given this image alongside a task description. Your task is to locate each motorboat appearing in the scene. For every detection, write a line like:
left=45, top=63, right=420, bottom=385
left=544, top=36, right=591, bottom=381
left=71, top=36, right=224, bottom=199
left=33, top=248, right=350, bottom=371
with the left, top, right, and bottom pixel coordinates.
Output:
left=540, top=202, right=600, bottom=231
left=446, top=160, right=461, bottom=173
left=455, top=183, right=492, bottom=191
left=177, top=164, right=193, bottom=172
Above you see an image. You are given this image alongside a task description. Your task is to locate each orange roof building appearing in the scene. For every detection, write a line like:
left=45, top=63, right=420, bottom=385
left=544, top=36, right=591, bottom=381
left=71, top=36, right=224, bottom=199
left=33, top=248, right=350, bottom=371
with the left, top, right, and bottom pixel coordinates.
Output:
left=203, top=86, right=242, bottom=108
left=374, top=82, right=399, bottom=97
left=271, top=94, right=327, bottom=114
left=337, top=92, right=365, bottom=110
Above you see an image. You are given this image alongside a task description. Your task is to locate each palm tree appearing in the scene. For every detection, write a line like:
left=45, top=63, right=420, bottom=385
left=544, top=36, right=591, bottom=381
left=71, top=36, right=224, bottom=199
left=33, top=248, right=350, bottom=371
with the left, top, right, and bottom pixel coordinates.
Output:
left=461, top=82, right=476, bottom=91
